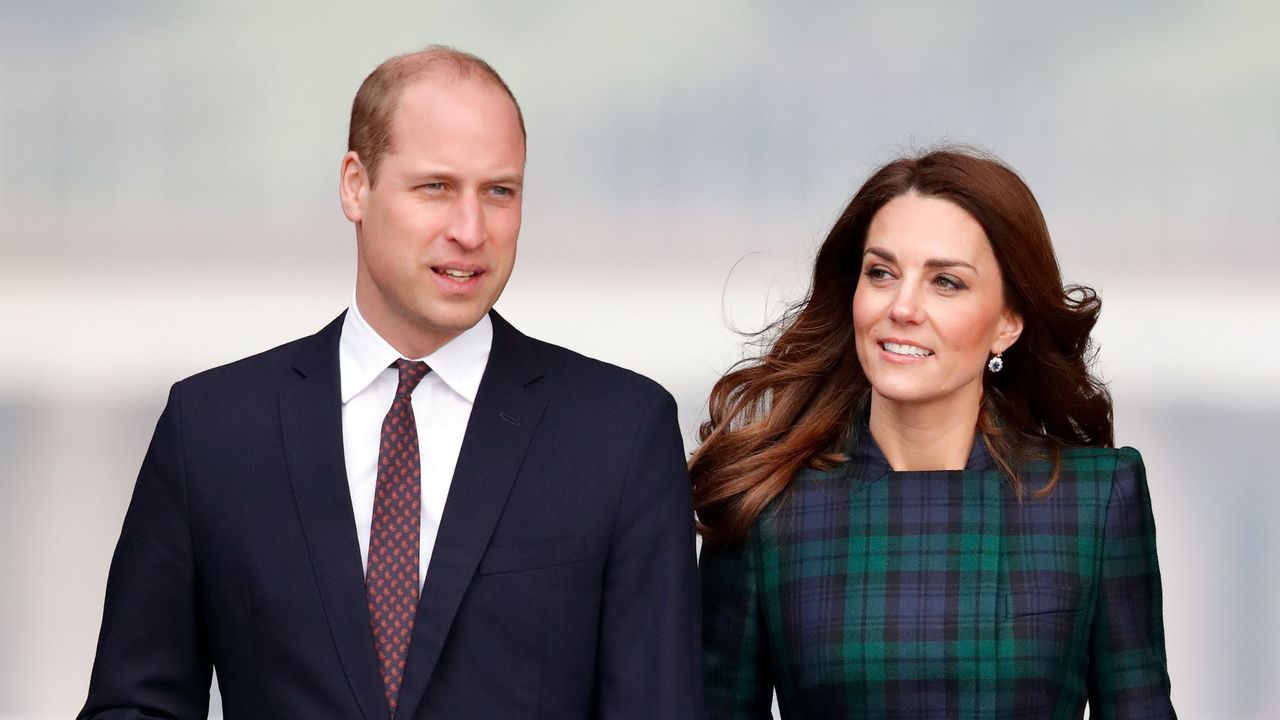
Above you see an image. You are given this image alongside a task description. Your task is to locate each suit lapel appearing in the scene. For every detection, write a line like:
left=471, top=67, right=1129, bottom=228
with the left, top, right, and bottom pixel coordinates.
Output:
left=396, top=312, right=546, bottom=720
left=279, top=313, right=388, bottom=720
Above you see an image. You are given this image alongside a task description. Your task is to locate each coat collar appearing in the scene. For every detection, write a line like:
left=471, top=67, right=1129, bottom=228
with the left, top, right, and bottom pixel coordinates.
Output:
left=844, top=401, right=997, bottom=480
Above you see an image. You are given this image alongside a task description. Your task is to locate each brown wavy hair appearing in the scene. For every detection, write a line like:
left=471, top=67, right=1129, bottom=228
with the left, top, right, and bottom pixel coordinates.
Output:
left=692, top=147, right=1113, bottom=547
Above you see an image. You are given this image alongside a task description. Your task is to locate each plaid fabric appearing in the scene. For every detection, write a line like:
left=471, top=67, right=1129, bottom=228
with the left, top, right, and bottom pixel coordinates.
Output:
left=702, top=426, right=1175, bottom=719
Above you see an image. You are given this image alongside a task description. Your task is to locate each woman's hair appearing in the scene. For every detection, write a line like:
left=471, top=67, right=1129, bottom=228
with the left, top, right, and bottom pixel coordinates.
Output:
left=691, top=147, right=1113, bottom=547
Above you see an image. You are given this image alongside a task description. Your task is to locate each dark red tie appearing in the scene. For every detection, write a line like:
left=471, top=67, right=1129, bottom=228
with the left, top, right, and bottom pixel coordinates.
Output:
left=367, top=359, right=430, bottom=717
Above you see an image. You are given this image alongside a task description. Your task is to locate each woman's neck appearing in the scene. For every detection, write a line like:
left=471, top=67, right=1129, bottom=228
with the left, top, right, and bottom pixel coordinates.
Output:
left=867, top=390, right=982, bottom=471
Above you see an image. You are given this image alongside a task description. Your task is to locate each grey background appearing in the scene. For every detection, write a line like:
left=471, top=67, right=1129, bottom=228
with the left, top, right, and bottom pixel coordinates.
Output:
left=2, top=1, right=1277, bottom=717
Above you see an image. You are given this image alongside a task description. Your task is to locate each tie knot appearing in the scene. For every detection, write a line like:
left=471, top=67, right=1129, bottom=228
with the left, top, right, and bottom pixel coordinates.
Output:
left=392, top=359, right=430, bottom=398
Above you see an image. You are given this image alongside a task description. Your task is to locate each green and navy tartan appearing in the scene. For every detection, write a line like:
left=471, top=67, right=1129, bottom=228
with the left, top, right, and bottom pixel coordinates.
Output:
left=701, top=425, right=1175, bottom=719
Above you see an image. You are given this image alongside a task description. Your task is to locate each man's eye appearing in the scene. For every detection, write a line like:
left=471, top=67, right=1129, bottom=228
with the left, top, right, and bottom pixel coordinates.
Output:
left=490, top=186, right=512, bottom=197
left=420, top=182, right=446, bottom=191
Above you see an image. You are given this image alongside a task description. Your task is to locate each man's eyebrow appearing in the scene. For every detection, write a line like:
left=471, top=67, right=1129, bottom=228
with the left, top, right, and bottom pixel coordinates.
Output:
left=405, top=170, right=457, bottom=183
left=405, top=170, right=524, bottom=187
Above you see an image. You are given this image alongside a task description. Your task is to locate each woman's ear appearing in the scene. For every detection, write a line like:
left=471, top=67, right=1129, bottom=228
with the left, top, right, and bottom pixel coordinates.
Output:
left=993, top=307, right=1024, bottom=354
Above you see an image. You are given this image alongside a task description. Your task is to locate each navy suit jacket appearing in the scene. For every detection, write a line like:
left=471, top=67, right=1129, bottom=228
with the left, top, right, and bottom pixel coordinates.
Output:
left=81, top=311, right=702, bottom=719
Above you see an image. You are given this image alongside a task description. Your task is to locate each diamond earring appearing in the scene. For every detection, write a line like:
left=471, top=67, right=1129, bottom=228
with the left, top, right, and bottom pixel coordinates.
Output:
left=987, top=353, right=1004, bottom=373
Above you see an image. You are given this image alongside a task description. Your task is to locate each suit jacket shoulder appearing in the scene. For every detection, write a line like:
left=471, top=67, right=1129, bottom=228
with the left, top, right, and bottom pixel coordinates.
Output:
left=518, top=332, right=673, bottom=402
left=173, top=314, right=343, bottom=400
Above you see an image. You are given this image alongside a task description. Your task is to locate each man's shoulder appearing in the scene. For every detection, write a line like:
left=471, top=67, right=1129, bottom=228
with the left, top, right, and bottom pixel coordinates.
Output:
left=520, top=332, right=672, bottom=405
left=173, top=314, right=341, bottom=397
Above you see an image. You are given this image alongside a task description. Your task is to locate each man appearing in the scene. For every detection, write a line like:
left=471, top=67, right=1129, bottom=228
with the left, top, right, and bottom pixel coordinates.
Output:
left=81, top=47, right=702, bottom=719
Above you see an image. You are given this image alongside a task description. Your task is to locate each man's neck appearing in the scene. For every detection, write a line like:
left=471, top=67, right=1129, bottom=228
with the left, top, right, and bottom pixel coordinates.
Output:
left=353, top=290, right=460, bottom=360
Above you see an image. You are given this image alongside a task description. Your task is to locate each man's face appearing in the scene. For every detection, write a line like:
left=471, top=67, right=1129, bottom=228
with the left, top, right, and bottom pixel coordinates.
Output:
left=341, top=75, right=526, bottom=357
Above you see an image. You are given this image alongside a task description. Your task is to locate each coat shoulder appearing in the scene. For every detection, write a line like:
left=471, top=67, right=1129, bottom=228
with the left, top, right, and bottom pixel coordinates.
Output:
left=174, top=337, right=308, bottom=398
left=524, top=335, right=674, bottom=406
left=1055, top=446, right=1145, bottom=476
left=171, top=314, right=342, bottom=402
left=1032, top=446, right=1147, bottom=508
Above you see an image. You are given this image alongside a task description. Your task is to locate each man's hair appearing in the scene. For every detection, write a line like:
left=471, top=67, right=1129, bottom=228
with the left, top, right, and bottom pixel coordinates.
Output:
left=347, top=45, right=526, bottom=186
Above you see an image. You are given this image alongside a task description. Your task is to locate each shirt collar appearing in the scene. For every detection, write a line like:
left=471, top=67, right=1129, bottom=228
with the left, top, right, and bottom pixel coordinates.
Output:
left=339, top=294, right=492, bottom=405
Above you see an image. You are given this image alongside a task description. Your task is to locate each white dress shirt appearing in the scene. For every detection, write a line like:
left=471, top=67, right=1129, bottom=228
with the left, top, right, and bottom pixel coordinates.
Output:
left=338, top=297, right=492, bottom=590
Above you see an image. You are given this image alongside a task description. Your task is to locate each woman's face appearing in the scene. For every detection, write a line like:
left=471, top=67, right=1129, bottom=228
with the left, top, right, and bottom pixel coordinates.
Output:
left=852, top=192, right=1023, bottom=412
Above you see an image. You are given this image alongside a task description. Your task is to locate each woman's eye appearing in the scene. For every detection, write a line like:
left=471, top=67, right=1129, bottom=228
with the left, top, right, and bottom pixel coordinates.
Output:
left=864, top=265, right=893, bottom=281
left=935, top=275, right=966, bottom=290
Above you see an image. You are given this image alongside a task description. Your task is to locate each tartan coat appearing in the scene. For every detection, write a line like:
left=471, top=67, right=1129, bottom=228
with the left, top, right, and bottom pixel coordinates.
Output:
left=701, top=424, right=1175, bottom=719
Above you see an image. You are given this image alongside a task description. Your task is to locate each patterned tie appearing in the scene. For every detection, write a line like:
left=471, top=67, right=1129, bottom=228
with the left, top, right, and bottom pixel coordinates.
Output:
left=367, top=358, right=430, bottom=717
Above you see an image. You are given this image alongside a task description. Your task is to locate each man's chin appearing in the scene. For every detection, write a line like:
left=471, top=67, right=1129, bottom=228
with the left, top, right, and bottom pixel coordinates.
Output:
left=412, top=305, right=492, bottom=337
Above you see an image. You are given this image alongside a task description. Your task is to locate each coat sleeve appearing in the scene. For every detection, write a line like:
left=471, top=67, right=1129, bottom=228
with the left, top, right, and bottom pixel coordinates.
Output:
left=80, top=383, right=213, bottom=719
left=701, top=526, right=774, bottom=719
left=596, top=389, right=704, bottom=719
left=1086, top=447, right=1176, bottom=719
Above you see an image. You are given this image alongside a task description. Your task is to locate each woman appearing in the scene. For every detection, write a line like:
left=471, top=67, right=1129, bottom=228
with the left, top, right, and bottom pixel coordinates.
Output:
left=694, top=148, right=1175, bottom=719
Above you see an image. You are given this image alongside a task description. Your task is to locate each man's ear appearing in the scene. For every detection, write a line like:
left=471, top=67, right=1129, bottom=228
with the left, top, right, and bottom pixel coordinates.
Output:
left=994, top=307, right=1024, bottom=354
left=339, top=151, right=368, bottom=224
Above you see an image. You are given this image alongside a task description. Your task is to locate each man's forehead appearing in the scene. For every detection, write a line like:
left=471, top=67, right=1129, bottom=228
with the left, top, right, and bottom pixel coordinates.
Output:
left=379, top=75, right=525, bottom=172
left=389, top=75, right=521, bottom=136
left=396, top=72, right=514, bottom=114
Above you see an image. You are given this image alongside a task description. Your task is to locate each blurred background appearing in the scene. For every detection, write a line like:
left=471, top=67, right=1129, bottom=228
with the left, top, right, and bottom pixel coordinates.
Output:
left=2, top=0, right=1277, bottom=717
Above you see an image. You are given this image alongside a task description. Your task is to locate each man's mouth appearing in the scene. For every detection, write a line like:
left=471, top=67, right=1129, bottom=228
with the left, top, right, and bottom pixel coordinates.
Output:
left=433, top=266, right=482, bottom=282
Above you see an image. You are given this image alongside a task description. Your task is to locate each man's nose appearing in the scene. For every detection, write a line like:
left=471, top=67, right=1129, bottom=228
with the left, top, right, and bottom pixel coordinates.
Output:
left=446, top=195, right=485, bottom=249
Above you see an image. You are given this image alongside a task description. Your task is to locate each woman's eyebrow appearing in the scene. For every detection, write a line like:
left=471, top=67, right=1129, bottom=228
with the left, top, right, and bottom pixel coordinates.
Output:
left=864, top=247, right=977, bottom=272
left=924, top=257, right=977, bottom=271
left=864, top=246, right=896, bottom=262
